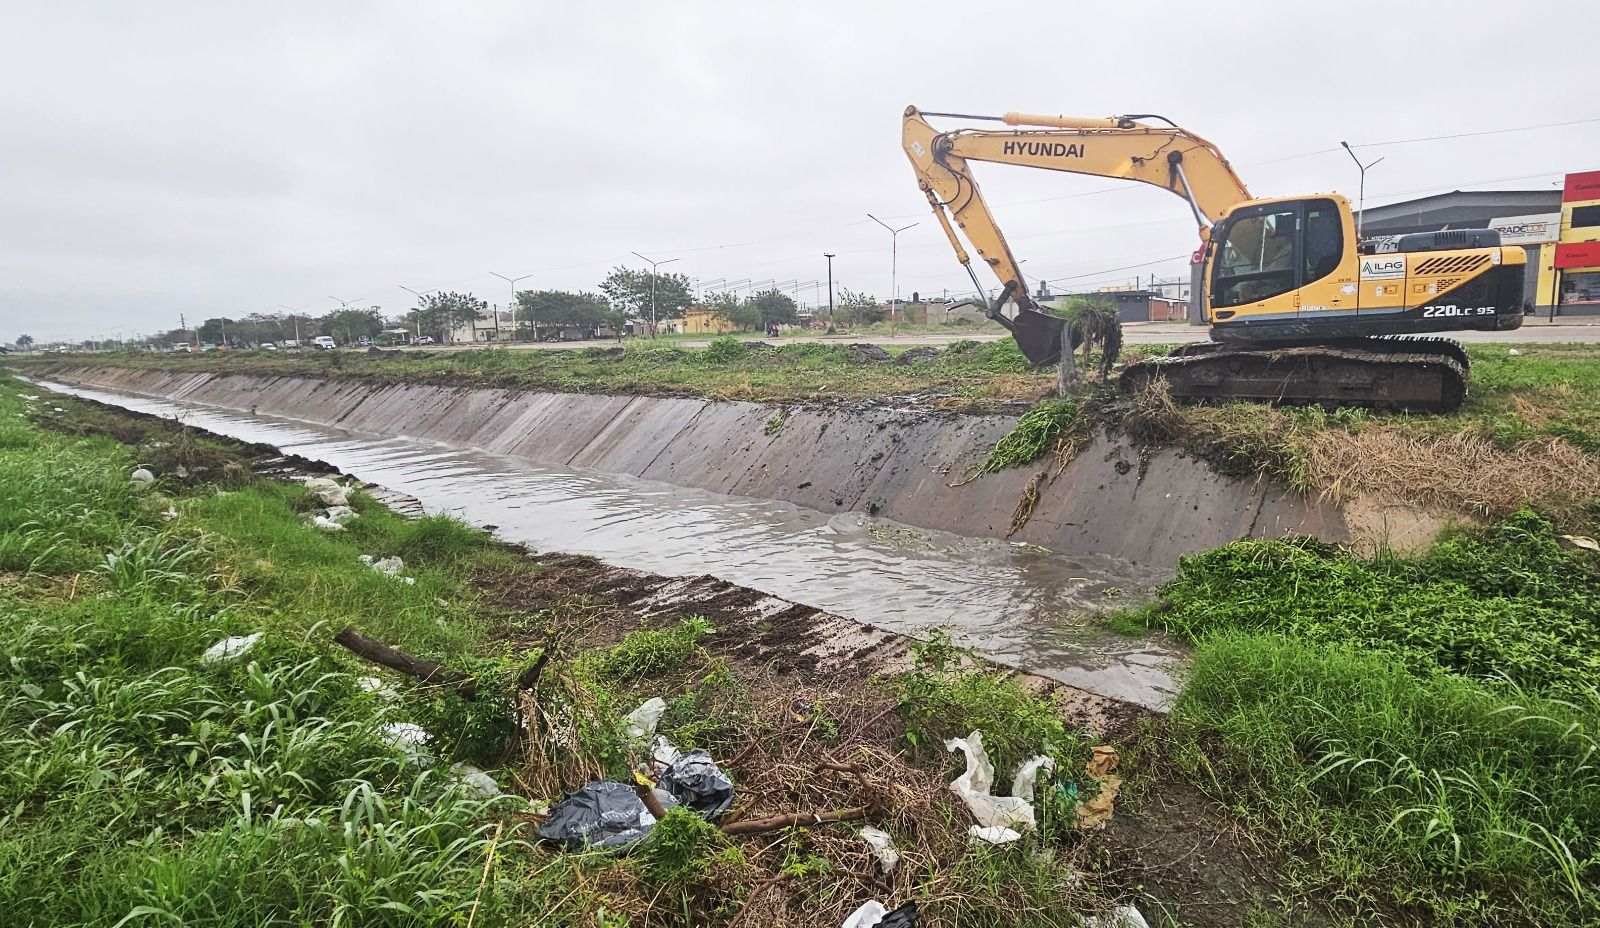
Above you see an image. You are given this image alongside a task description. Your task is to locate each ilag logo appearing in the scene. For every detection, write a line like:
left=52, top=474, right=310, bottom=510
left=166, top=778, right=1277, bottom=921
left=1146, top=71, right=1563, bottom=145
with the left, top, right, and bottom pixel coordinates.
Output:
left=1360, top=257, right=1405, bottom=280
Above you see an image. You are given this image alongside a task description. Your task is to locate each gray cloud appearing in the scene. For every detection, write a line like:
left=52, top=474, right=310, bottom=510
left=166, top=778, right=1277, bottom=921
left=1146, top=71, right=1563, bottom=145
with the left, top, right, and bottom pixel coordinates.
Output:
left=1, top=0, right=1594, bottom=341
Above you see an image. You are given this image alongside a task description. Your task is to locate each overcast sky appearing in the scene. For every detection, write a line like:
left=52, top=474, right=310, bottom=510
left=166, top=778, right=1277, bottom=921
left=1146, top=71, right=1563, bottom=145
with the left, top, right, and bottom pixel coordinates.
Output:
left=2, top=1, right=1596, bottom=342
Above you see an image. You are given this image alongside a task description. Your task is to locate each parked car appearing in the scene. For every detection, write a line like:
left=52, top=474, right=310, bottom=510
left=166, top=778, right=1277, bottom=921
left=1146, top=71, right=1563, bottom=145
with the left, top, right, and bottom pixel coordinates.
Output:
left=260, top=342, right=278, bottom=351
left=282, top=339, right=300, bottom=349
left=201, top=342, right=218, bottom=352
left=173, top=345, right=192, bottom=353
left=415, top=335, right=435, bottom=345
left=311, top=336, right=337, bottom=350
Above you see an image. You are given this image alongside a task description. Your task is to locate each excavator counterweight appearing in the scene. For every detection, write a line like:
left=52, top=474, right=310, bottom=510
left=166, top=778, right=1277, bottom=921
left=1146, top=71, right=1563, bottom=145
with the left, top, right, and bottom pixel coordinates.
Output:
left=901, top=106, right=1525, bottom=411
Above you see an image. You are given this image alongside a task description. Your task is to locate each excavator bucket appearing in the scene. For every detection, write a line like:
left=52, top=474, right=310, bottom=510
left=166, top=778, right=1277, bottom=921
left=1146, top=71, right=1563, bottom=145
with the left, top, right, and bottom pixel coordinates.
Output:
left=995, top=306, right=1068, bottom=367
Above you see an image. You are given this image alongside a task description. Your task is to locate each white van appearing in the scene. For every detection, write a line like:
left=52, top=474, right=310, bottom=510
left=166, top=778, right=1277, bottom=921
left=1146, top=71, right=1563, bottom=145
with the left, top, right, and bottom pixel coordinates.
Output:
left=312, top=336, right=337, bottom=350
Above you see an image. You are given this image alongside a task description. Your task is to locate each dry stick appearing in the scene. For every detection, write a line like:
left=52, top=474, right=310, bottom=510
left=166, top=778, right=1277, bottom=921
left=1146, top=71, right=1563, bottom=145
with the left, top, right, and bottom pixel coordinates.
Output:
left=464, top=821, right=504, bottom=928
left=634, top=781, right=669, bottom=820
left=333, top=626, right=478, bottom=698
left=721, top=806, right=870, bottom=836
left=514, top=627, right=561, bottom=691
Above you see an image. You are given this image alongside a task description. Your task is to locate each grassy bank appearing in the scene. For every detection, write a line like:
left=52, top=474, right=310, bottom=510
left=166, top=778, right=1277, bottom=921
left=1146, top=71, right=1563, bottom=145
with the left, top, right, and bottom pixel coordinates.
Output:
left=2, top=378, right=1197, bottom=927
left=1128, top=512, right=1600, bottom=926
left=12, top=341, right=1600, bottom=525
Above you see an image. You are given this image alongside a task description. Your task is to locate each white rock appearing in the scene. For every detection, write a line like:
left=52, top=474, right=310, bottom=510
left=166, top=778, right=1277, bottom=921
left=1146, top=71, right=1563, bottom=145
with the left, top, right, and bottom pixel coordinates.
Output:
left=129, top=468, right=156, bottom=486
left=202, top=633, right=263, bottom=664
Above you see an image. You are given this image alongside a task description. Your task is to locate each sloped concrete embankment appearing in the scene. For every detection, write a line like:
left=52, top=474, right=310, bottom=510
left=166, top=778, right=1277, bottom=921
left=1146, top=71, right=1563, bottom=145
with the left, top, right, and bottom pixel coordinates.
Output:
left=45, top=367, right=1348, bottom=566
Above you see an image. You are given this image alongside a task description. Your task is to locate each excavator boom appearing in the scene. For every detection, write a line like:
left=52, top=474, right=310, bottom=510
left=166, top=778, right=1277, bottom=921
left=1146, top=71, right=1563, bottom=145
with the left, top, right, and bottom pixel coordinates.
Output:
left=901, top=105, right=1524, bottom=410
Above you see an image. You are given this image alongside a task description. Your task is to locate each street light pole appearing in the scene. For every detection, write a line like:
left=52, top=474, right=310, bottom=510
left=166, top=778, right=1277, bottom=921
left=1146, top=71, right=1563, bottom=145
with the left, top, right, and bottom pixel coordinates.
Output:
left=823, top=253, right=837, bottom=334
left=868, top=213, right=918, bottom=336
left=398, top=287, right=435, bottom=344
left=631, top=251, right=681, bottom=339
left=277, top=303, right=309, bottom=347
left=328, top=295, right=365, bottom=347
left=489, top=272, right=533, bottom=342
left=1340, top=141, right=1385, bottom=243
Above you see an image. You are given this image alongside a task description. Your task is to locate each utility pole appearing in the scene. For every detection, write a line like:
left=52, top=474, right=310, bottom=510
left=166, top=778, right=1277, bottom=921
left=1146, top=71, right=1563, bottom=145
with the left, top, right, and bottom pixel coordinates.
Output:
left=398, top=287, right=434, bottom=344
left=489, top=272, right=533, bottom=342
left=631, top=251, right=680, bottom=339
left=824, top=253, right=837, bottom=334
left=868, top=213, right=918, bottom=336
left=328, top=296, right=364, bottom=347
left=1340, top=141, right=1385, bottom=243
left=277, top=304, right=309, bottom=347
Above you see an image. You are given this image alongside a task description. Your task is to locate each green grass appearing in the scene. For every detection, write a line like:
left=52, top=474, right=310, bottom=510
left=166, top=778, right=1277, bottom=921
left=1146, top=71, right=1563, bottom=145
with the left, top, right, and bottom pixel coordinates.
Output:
left=8, top=337, right=1044, bottom=409
left=1138, top=509, right=1600, bottom=925
left=0, top=382, right=534, bottom=926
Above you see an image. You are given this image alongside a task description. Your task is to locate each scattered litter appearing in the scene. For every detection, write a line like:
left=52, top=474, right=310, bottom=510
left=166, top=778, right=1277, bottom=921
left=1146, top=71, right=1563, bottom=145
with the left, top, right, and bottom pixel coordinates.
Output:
left=304, top=475, right=351, bottom=506
left=842, top=900, right=918, bottom=928
left=536, top=780, right=679, bottom=851
left=1508, top=348, right=1522, bottom=356
left=658, top=750, right=736, bottom=821
left=1076, top=745, right=1122, bottom=831
left=1012, top=755, right=1056, bottom=802
left=324, top=505, right=358, bottom=524
left=17, top=393, right=38, bottom=401
left=378, top=722, right=434, bottom=766
left=650, top=735, right=683, bottom=773
left=303, top=476, right=339, bottom=490
left=1559, top=534, right=1600, bottom=552
left=1080, top=904, right=1150, bottom=928
left=357, top=675, right=398, bottom=700
left=161, top=506, right=179, bottom=522
left=859, top=826, right=900, bottom=873
left=201, top=633, right=262, bottom=664
left=623, top=696, right=667, bottom=744
left=449, top=762, right=501, bottom=798
left=129, top=467, right=156, bottom=486
left=944, top=731, right=1053, bottom=840
left=311, top=515, right=346, bottom=532
left=968, top=824, right=1022, bottom=844
left=174, top=464, right=190, bottom=479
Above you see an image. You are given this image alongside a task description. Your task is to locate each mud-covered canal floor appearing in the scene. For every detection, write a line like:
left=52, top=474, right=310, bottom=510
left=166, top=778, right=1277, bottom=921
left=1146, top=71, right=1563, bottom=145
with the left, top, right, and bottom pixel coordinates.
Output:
left=4, top=381, right=1339, bottom=928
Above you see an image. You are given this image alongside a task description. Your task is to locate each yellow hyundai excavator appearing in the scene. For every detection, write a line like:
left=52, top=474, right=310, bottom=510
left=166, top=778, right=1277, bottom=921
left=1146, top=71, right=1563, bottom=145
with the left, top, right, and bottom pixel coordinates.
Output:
left=901, top=107, right=1526, bottom=411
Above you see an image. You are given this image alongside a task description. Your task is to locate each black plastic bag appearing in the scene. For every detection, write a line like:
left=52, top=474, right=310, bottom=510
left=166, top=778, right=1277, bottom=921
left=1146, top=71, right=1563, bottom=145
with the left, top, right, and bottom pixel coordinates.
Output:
left=659, top=750, right=736, bottom=821
left=536, top=780, right=679, bottom=851
left=879, top=902, right=919, bottom=927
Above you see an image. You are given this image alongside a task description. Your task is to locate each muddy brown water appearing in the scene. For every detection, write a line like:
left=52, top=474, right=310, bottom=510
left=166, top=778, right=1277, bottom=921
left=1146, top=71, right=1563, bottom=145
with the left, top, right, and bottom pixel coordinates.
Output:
left=34, top=379, right=1183, bottom=709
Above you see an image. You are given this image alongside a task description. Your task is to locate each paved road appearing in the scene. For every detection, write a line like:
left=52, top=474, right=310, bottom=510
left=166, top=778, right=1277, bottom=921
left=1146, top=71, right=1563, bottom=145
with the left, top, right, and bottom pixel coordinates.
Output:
left=406, top=317, right=1600, bottom=352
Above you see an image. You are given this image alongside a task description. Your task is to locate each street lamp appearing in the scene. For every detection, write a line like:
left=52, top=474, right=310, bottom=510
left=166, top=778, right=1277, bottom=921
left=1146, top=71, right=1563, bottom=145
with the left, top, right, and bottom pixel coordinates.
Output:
left=398, top=287, right=435, bottom=344
left=823, top=253, right=837, bottom=334
left=631, top=251, right=681, bottom=339
left=277, top=303, right=310, bottom=347
left=1340, top=141, right=1385, bottom=243
left=868, top=213, right=919, bottom=336
left=489, top=271, right=533, bottom=342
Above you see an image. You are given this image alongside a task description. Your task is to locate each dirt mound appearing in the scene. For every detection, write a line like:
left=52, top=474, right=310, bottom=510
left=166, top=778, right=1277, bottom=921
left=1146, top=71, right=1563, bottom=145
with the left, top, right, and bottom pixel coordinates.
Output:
left=845, top=343, right=891, bottom=363
left=894, top=346, right=940, bottom=365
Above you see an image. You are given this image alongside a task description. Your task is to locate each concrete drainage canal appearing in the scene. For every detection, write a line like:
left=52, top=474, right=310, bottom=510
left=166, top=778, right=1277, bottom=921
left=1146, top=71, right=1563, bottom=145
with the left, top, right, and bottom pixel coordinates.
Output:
left=35, top=378, right=1183, bottom=709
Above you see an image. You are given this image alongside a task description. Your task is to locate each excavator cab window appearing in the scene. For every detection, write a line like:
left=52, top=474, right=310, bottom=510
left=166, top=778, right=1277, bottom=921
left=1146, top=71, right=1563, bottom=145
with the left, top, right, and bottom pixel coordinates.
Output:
left=1211, top=198, right=1343, bottom=308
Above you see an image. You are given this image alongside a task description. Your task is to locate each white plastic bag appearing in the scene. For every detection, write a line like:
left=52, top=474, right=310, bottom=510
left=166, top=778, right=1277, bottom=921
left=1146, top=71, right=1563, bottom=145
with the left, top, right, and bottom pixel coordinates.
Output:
left=623, top=696, right=667, bottom=743
left=1081, top=904, right=1150, bottom=928
left=968, top=824, right=1023, bottom=845
left=312, top=515, right=346, bottom=532
left=859, top=826, right=900, bottom=873
left=1011, top=755, right=1056, bottom=803
left=944, top=731, right=1037, bottom=833
left=379, top=722, right=434, bottom=767
left=201, top=633, right=262, bottom=664
left=841, top=900, right=888, bottom=928
left=129, top=468, right=156, bottom=486
left=324, top=505, right=359, bottom=524
left=449, top=762, right=502, bottom=798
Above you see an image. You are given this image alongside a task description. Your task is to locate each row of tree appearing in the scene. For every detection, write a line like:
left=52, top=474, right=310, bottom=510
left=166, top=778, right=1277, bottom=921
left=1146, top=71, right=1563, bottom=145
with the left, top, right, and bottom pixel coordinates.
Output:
left=134, top=265, right=880, bottom=349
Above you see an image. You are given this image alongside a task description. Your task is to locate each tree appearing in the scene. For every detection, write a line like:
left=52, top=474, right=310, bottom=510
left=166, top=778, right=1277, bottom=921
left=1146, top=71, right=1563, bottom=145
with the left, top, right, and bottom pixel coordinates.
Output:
left=705, top=292, right=760, bottom=330
left=325, top=308, right=383, bottom=345
left=833, top=288, right=884, bottom=327
left=16, top=334, right=33, bottom=352
left=751, top=289, right=798, bottom=328
left=517, top=290, right=608, bottom=337
left=599, top=266, right=692, bottom=334
left=197, top=318, right=234, bottom=345
left=413, top=292, right=487, bottom=343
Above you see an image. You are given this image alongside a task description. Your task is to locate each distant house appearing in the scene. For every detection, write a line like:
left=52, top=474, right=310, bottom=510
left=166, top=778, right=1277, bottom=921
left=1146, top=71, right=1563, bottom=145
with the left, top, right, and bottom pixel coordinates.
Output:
left=448, top=309, right=519, bottom=343
left=683, top=305, right=736, bottom=335
left=1055, top=289, right=1186, bottom=323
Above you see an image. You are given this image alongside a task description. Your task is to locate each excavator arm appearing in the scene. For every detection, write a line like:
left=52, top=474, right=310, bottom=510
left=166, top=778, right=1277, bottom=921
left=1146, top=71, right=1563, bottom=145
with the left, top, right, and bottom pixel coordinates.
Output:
left=902, top=106, right=1251, bottom=364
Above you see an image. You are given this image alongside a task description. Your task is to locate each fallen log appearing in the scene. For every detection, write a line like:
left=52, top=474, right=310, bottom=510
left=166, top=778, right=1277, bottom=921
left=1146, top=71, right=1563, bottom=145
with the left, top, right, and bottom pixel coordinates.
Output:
left=334, top=626, right=478, bottom=699
left=720, top=805, right=869, bottom=836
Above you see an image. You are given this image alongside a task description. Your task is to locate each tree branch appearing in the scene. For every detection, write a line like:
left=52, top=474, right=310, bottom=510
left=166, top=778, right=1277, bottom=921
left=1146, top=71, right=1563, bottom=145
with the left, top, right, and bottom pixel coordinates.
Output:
left=334, top=627, right=478, bottom=698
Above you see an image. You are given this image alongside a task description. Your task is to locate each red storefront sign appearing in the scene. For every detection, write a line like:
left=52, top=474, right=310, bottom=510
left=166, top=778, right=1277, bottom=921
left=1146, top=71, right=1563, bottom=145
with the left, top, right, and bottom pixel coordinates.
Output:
left=1555, top=241, right=1600, bottom=270
left=1563, top=170, right=1600, bottom=203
